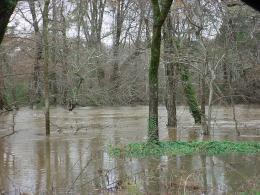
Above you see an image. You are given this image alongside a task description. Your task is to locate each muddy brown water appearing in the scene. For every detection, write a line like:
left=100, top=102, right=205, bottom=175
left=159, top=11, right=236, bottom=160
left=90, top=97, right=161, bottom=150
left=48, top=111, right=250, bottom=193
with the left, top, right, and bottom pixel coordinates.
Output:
left=0, top=105, right=259, bottom=194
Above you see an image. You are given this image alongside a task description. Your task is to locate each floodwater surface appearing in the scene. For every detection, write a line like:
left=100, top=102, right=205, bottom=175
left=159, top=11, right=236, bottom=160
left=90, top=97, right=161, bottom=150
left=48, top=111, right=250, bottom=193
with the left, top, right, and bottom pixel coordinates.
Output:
left=0, top=105, right=260, bottom=194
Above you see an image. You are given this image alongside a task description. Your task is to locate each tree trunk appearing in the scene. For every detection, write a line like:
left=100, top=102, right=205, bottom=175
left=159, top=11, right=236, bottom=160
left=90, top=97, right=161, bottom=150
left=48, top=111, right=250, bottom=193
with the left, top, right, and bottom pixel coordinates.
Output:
left=0, top=0, right=18, bottom=44
left=148, top=25, right=161, bottom=143
left=0, top=49, right=6, bottom=110
left=163, top=15, right=177, bottom=128
left=200, top=60, right=208, bottom=134
left=28, top=0, right=42, bottom=105
left=180, top=64, right=202, bottom=124
left=0, top=0, right=17, bottom=108
left=200, top=72, right=209, bottom=134
left=148, top=0, right=173, bottom=143
left=110, top=0, right=124, bottom=90
left=43, top=0, right=50, bottom=135
left=51, top=0, right=58, bottom=104
left=96, top=0, right=106, bottom=88
left=200, top=75, right=206, bottom=116
left=61, top=0, right=69, bottom=105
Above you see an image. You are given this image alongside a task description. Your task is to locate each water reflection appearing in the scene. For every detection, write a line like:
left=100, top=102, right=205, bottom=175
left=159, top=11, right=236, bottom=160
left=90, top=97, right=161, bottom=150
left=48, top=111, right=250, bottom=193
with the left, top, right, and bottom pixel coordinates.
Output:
left=0, top=106, right=259, bottom=194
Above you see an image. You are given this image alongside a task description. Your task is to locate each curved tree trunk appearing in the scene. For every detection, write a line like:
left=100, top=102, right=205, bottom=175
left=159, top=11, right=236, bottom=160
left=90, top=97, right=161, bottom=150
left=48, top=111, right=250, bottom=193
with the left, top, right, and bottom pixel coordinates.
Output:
left=180, top=64, right=202, bottom=124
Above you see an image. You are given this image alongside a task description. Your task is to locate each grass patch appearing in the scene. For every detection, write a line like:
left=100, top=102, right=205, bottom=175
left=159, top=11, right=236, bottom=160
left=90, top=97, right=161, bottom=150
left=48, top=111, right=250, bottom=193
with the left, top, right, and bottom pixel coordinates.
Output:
left=109, top=141, right=260, bottom=157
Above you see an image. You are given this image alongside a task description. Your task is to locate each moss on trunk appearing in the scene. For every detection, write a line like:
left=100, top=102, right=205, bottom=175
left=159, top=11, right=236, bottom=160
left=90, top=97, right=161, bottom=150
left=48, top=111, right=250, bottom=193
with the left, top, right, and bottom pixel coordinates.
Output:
left=148, top=0, right=174, bottom=144
left=180, top=64, right=202, bottom=124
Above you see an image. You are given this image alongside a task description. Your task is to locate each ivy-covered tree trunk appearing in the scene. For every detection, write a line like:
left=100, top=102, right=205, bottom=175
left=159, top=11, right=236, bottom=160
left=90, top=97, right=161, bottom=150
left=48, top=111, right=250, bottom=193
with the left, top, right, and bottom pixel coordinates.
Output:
left=163, top=15, right=177, bottom=128
left=148, top=0, right=173, bottom=143
left=180, top=64, right=202, bottom=124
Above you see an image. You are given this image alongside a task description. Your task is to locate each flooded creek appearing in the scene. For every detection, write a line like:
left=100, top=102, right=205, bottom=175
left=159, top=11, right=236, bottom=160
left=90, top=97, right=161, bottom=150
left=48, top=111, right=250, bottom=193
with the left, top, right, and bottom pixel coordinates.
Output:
left=0, top=105, right=260, bottom=194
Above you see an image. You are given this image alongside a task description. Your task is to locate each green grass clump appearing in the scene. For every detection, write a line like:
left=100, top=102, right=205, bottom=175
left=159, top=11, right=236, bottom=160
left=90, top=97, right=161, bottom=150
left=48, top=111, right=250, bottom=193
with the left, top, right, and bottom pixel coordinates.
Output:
left=109, top=141, right=260, bottom=157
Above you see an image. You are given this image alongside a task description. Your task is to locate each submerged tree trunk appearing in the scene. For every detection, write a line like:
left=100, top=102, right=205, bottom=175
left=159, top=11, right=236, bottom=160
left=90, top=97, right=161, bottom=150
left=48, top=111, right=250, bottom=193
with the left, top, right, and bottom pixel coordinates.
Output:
left=163, top=15, right=177, bottom=128
left=43, top=0, right=50, bottom=135
left=148, top=0, right=173, bottom=143
left=180, top=64, right=202, bottom=124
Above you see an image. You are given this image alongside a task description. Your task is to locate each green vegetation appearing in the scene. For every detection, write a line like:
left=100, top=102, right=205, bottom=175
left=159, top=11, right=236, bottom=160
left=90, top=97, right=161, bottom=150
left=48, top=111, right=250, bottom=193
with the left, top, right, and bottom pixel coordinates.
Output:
left=110, top=141, right=260, bottom=157
left=180, top=64, right=202, bottom=124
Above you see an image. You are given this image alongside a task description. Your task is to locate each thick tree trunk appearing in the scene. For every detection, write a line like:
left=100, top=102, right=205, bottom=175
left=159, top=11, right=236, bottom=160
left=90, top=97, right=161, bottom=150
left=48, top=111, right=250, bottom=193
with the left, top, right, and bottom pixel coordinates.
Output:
left=148, top=25, right=161, bottom=143
left=163, top=16, right=177, bottom=128
left=165, top=63, right=177, bottom=127
left=0, top=0, right=18, bottom=44
left=148, top=0, right=173, bottom=143
left=0, top=0, right=18, bottom=109
left=43, top=0, right=50, bottom=135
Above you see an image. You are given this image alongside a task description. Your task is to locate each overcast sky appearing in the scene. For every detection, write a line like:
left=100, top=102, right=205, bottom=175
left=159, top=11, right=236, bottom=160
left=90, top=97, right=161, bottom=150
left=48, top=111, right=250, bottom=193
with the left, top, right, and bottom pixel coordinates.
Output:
left=9, top=1, right=114, bottom=46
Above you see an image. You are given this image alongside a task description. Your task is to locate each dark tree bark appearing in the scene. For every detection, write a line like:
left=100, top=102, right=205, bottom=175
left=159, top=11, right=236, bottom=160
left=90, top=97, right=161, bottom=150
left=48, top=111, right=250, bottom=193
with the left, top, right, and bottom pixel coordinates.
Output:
left=0, top=49, right=6, bottom=110
left=241, top=0, right=260, bottom=11
left=0, top=0, right=18, bottom=44
left=50, top=0, right=58, bottom=104
left=110, top=0, right=125, bottom=90
left=28, top=0, right=42, bottom=105
left=163, top=15, right=177, bottom=128
left=43, top=0, right=50, bottom=135
left=148, top=0, right=173, bottom=143
left=0, top=0, right=17, bottom=109
left=61, top=0, right=69, bottom=105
